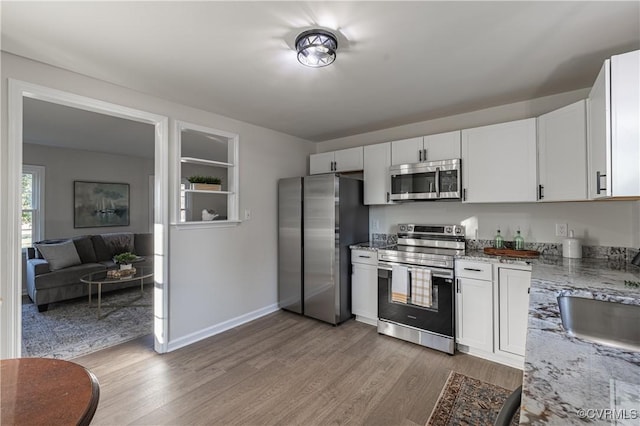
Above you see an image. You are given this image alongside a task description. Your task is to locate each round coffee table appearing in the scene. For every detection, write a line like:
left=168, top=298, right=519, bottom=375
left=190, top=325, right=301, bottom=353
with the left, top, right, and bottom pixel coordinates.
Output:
left=1, top=358, right=100, bottom=425
left=80, top=266, right=153, bottom=318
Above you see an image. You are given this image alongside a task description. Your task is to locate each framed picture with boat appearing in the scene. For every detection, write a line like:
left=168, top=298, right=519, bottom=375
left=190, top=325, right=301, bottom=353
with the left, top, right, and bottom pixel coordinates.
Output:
left=74, top=181, right=130, bottom=228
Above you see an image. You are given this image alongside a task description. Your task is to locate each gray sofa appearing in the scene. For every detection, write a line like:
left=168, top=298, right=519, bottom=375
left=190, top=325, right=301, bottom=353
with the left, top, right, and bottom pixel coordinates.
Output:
left=26, top=232, right=153, bottom=312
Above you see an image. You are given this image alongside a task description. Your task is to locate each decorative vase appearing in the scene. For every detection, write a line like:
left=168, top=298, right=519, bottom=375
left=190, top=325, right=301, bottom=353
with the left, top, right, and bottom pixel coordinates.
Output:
left=120, top=263, right=132, bottom=271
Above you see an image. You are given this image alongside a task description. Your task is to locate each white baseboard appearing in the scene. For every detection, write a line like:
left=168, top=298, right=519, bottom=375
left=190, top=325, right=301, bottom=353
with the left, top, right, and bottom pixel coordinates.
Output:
left=166, top=303, right=280, bottom=352
left=456, top=344, right=524, bottom=370
left=355, top=315, right=378, bottom=327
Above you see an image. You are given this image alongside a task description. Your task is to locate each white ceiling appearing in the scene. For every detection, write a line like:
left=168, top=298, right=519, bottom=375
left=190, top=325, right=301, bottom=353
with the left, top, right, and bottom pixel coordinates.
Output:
left=3, top=1, right=639, bottom=143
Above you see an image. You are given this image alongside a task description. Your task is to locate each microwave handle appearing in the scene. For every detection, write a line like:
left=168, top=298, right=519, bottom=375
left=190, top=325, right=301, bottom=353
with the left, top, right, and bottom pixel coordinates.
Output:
left=435, top=167, right=440, bottom=197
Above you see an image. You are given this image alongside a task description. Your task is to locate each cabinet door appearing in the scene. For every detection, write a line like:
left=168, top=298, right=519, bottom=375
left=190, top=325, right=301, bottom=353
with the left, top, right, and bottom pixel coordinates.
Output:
left=538, top=100, right=587, bottom=202
left=364, top=142, right=392, bottom=205
left=611, top=50, right=640, bottom=197
left=352, top=262, right=378, bottom=323
left=456, top=277, right=493, bottom=352
left=497, top=268, right=531, bottom=357
left=391, top=137, right=423, bottom=165
left=587, top=60, right=611, bottom=199
left=334, top=147, right=363, bottom=172
left=462, top=118, right=537, bottom=203
left=310, top=152, right=335, bottom=175
left=423, top=131, right=461, bottom=161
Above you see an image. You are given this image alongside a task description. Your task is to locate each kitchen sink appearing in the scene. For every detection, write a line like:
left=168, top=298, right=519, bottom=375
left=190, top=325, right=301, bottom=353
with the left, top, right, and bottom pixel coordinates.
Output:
left=557, top=295, right=640, bottom=351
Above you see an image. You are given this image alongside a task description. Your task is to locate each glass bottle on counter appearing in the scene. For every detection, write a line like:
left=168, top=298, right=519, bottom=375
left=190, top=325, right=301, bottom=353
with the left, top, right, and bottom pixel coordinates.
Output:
left=514, top=229, right=525, bottom=250
left=494, top=229, right=504, bottom=249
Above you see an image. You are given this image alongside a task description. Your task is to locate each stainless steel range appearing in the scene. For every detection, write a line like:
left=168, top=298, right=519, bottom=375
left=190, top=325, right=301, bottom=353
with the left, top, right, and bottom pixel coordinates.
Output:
left=377, top=224, right=465, bottom=354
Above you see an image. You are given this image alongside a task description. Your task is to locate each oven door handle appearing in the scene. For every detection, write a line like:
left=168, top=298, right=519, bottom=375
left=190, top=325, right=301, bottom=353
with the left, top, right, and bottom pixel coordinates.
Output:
left=377, top=262, right=454, bottom=280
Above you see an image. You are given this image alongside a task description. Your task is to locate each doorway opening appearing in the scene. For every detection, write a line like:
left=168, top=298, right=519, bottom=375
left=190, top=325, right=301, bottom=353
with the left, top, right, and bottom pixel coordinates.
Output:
left=6, top=80, right=169, bottom=358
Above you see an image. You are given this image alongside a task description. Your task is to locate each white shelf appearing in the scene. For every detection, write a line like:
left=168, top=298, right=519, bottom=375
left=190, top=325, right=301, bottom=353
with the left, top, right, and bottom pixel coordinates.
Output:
left=181, top=157, right=233, bottom=168
left=183, top=189, right=233, bottom=195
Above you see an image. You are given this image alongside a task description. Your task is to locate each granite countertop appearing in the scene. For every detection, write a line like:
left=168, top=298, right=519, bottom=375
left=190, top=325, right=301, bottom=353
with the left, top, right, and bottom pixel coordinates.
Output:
left=519, top=258, right=640, bottom=425
left=349, top=241, right=393, bottom=251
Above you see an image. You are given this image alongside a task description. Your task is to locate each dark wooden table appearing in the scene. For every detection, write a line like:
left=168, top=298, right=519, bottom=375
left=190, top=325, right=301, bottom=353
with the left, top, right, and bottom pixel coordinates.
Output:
left=1, top=358, right=100, bottom=425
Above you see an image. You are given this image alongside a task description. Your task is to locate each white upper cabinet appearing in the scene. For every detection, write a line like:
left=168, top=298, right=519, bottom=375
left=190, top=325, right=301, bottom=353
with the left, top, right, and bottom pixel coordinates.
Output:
left=537, top=100, right=587, bottom=202
left=309, top=152, right=335, bottom=174
left=391, top=131, right=461, bottom=165
left=461, top=118, right=537, bottom=203
left=310, top=147, right=363, bottom=174
left=391, top=136, right=424, bottom=165
left=363, top=142, right=393, bottom=205
left=588, top=50, right=640, bottom=198
left=424, top=131, right=462, bottom=161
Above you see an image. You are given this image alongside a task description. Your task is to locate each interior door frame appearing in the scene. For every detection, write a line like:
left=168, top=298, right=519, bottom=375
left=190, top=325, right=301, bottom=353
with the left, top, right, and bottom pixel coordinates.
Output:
left=4, top=79, right=170, bottom=357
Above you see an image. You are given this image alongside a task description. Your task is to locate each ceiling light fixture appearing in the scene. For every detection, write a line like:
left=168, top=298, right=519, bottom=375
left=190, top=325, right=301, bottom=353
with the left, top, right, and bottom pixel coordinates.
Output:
left=295, top=29, right=338, bottom=68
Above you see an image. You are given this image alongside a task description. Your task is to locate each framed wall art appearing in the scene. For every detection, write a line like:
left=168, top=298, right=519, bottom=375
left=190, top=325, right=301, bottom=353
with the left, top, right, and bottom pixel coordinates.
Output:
left=74, top=181, right=130, bottom=228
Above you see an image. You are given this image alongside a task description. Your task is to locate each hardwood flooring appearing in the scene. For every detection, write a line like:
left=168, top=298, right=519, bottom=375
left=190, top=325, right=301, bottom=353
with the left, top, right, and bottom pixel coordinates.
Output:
left=74, top=311, right=522, bottom=425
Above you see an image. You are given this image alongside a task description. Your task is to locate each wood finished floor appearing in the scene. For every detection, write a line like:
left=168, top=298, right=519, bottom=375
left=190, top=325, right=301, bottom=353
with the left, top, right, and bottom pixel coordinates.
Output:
left=74, top=311, right=522, bottom=425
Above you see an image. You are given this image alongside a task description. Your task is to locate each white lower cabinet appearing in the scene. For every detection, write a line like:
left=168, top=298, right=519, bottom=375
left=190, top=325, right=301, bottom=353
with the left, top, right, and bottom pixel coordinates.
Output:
left=351, top=249, right=378, bottom=325
left=456, top=276, right=493, bottom=352
left=455, top=259, right=531, bottom=369
left=496, top=267, right=531, bottom=358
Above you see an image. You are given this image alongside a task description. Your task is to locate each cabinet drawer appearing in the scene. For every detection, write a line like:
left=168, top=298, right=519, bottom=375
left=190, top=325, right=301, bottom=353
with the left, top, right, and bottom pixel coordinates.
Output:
left=351, top=249, right=377, bottom=266
left=455, top=260, right=492, bottom=280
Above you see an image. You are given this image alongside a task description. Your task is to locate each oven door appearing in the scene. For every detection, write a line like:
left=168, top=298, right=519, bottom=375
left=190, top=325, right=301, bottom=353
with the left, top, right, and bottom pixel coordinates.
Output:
left=378, top=262, right=454, bottom=337
left=389, top=159, right=461, bottom=201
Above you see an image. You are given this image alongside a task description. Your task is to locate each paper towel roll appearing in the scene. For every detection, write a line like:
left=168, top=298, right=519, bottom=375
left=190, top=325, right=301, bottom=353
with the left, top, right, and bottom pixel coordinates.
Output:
left=563, top=230, right=582, bottom=258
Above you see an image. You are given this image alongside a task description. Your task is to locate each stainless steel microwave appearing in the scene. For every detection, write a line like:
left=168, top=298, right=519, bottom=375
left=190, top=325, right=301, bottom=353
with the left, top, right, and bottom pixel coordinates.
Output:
left=389, top=159, right=461, bottom=201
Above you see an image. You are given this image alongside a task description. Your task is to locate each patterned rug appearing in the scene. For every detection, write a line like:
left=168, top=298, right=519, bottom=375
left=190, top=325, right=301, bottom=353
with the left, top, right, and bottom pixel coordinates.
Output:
left=426, top=371, right=519, bottom=426
left=22, top=286, right=153, bottom=360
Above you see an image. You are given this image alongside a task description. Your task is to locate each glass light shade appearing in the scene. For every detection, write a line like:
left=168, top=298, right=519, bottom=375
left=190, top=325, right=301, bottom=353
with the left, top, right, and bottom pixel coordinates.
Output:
left=295, top=29, right=338, bottom=68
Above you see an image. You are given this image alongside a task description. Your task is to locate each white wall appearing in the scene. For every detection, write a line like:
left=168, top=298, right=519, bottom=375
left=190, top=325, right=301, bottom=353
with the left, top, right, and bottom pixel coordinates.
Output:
left=23, top=143, right=154, bottom=238
left=1, top=52, right=314, bottom=355
left=316, top=89, right=640, bottom=249
left=371, top=201, right=640, bottom=248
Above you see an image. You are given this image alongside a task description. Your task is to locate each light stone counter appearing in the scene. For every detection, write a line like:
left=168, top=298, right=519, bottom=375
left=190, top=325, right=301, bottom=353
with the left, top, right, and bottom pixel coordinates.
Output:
left=520, top=259, right=640, bottom=425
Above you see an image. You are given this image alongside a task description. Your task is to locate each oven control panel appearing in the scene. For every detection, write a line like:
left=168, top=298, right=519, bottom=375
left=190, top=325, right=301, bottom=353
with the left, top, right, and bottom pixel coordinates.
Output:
left=398, top=224, right=464, bottom=237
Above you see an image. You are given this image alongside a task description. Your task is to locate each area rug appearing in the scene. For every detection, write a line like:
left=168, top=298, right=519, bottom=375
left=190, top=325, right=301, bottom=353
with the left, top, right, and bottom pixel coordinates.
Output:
left=22, top=286, right=153, bottom=360
left=426, top=371, right=519, bottom=426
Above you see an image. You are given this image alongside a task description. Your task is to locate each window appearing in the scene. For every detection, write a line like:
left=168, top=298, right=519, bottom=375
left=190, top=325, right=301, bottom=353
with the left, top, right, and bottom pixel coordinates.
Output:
left=21, top=165, right=45, bottom=248
left=175, top=121, right=239, bottom=225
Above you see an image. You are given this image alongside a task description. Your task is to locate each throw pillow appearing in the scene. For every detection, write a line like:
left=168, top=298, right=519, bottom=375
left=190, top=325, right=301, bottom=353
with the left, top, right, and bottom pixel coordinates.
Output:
left=34, top=240, right=82, bottom=271
left=72, top=236, right=98, bottom=263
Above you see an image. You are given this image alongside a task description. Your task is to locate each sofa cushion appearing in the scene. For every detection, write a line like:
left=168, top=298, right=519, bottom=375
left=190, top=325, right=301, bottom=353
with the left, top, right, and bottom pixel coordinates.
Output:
left=72, top=236, right=97, bottom=264
left=33, top=263, right=106, bottom=290
left=91, top=235, right=111, bottom=261
left=102, top=233, right=135, bottom=257
left=34, top=240, right=82, bottom=271
left=134, top=233, right=153, bottom=257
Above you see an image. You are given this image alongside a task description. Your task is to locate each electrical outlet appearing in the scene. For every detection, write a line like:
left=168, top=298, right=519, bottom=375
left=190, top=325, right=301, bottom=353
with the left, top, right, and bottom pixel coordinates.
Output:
left=555, top=223, right=568, bottom=237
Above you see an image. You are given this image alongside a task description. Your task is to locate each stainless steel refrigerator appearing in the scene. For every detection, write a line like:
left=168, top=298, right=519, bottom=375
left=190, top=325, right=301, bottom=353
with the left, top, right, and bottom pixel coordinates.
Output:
left=278, top=174, right=369, bottom=325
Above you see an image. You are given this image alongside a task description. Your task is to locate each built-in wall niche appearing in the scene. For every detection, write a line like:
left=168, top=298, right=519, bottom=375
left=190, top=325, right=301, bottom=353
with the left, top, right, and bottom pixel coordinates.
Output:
left=174, top=121, right=239, bottom=225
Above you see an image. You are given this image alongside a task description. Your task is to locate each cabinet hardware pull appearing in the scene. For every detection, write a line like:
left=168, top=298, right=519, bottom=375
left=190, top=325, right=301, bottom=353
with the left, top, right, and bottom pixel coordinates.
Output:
left=358, top=255, right=371, bottom=258
left=538, top=184, right=544, bottom=200
left=419, top=149, right=423, bottom=162
left=386, top=192, right=390, bottom=203
left=463, top=267, right=482, bottom=272
left=423, top=149, right=427, bottom=161
left=596, top=171, right=606, bottom=194
left=463, top=188, right=467, bottom=201
left=456, top=278, right=460, bottom=293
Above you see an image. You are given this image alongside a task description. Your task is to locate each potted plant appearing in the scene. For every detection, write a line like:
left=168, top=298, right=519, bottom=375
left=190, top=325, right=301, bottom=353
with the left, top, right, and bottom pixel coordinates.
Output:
left=187, top=175, right=222, bottom=191
left=113, top=252, right=138, bottom=270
